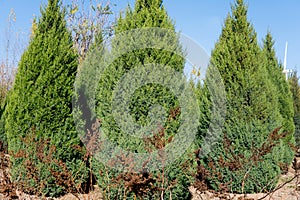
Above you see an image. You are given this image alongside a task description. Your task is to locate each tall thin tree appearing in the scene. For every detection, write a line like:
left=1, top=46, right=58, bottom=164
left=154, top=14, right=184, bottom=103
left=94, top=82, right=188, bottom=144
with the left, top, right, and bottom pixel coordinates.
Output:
left=5, top=0, right=88, bottom=196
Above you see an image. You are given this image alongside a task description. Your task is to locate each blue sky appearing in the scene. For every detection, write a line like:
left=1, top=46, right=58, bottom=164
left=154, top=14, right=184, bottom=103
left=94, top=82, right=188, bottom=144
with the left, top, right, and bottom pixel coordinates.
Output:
left=1, top=0, right=299, bottom=72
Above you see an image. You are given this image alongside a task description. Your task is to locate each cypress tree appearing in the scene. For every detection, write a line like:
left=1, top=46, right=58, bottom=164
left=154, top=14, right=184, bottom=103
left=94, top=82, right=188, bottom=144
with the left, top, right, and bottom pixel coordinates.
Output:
left=263, top=32, right=294, bottom=134
left=5, top=0, right=88, bottom=196
left=86, top=0, right=196, bottom=198
left=262, top=32, right=295, bottom=171
left=200, top=0, right=286, bottom=193
left=289, top=71, right=300, bottom=148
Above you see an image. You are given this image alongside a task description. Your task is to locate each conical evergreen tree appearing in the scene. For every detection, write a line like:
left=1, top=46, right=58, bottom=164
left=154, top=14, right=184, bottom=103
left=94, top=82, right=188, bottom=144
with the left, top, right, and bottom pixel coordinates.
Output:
left=262, top=32, right=295, bottom=171
left=289, top=71, right=300, bottom=148
left=199, top=0, right=288, bottom=193
left=5, top=0, right=88, bottom=196
left=263, top=32, right=294, bottom=134
left=88, top=0, right=196, bottom=198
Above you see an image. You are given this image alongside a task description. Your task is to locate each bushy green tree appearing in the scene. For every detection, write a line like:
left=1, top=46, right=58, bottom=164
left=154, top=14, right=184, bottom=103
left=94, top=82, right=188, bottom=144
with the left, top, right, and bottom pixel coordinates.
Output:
left=5, top=0, right=88, bottom=196
left=198, top=0, right=290, bottom=193
left=89, top=0, right=196, bottom=199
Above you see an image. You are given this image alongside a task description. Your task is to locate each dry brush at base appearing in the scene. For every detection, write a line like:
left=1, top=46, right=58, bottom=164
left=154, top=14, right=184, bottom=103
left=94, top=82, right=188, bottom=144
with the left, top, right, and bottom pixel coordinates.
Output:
left=91, top=122, right=196, bottom=200
left=194, top=127, right=296, bottom=195
left=191, top=152, right=300, bottom=200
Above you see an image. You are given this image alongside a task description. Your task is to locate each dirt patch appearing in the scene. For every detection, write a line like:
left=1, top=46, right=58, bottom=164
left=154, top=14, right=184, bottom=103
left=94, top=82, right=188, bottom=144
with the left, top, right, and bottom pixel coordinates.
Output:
left=0, top=186, right=103, bottom=200
left=0, top=153, right=18, bottom=199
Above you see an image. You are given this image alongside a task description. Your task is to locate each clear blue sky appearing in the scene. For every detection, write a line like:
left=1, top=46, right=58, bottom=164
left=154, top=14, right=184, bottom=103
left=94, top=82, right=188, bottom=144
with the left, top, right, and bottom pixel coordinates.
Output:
left=1, top=0, right=299, bottom=72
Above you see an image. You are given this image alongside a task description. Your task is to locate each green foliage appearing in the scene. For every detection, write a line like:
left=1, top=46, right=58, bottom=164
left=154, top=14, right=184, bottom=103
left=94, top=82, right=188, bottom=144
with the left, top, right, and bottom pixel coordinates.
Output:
left=263, top=32, right=294, bottom=134
left=289, top=71, right=300, bottom=148
left=5, top=0, right=88, bottom=197
left=197, top=0, right=291, bottom=193
left=0, top=63, right=14, bottom=152
left=262, top=32, right=295, bottom=169
left=88, top=0, right=196, bottom=198
left=0, top=100, right=7, bottom=152
left=94, top=151, right=196, bottom=200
